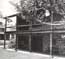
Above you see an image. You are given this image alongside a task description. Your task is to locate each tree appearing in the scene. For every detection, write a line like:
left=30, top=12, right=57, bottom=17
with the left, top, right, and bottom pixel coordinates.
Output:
left=10, top=0, right=65, bottom=25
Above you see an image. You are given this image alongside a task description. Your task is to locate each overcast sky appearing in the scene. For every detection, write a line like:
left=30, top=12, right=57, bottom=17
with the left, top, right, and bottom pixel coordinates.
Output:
left=0, top=0, right=20, bottom=26
left=0, top=0, right=20, bottom=17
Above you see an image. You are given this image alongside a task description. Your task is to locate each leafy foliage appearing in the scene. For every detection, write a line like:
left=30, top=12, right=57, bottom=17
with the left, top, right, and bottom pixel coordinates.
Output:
left=10, top=0, right=65, bottom=25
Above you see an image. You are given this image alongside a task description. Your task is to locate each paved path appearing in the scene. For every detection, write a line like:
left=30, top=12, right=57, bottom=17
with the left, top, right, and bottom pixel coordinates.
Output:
left=0, top=48, right=50, bottom=59
left=0, top=48, right=65, bottom=59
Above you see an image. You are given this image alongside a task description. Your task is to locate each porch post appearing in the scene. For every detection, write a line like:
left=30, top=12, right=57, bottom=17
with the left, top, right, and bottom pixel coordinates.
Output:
left=15, top=16, right=18, bottom=51
left=4, top=18, right=7, bottom=49
left=50, top=11, right=53, bottom=58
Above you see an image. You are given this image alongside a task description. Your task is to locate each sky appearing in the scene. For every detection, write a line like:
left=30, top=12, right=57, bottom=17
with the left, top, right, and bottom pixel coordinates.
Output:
left=0, top=0, right=20, bottom=27
left=0, top=0, right=20, bottom=17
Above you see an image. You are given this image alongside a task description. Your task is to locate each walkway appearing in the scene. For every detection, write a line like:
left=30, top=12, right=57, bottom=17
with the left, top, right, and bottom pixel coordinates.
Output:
left=0, top=48, right=65, bottom=59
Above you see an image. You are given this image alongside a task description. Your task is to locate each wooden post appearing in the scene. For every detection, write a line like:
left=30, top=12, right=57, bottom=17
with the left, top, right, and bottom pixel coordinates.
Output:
left=29, top=29, right=31, bottom=52
left=50, top=11, right=53, bottom=58
left=15, top=33, right=18, bottom=51
left=15, top=16, right=18, bottom=51
left=4, top=18, right=7, bottom=49
left=29, top=21, right=32, bottom=52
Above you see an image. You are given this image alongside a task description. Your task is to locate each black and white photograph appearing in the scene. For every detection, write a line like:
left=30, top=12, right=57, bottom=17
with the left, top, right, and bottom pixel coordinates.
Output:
left=0, top=0, right=65, bottom=59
